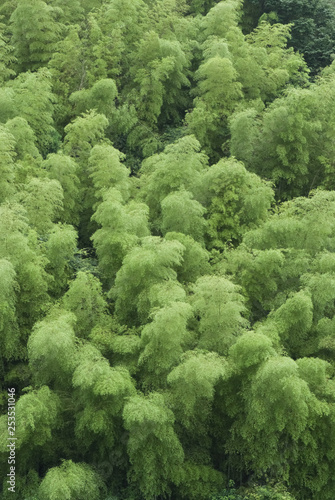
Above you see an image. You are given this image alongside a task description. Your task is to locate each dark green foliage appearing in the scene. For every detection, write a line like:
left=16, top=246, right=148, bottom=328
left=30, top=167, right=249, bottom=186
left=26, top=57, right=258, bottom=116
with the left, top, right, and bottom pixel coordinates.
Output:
left=263, top=0, right=335, bottom=74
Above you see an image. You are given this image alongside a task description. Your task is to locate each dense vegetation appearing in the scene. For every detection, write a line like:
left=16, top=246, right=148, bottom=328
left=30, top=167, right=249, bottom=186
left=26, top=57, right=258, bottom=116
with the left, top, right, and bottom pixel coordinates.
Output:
left=1, top=0, right=335, bottom=499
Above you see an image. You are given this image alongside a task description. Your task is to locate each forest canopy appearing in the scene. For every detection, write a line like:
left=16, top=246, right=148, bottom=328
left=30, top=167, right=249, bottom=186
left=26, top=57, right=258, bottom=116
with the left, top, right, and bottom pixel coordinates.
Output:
left=0, top=0, right=335, bottom=499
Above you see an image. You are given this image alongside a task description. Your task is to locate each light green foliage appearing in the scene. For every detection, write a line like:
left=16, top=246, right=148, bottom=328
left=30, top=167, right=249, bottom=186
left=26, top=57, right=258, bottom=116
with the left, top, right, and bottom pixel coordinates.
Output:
left=269, top=291, right=313, bottom=356
left=38, top=460, right=104, bottom=500
left=244, top=22, right=309, bottom=100
left=317, top=316, right=335, bottom=354
left=5, top=116, right=39, bottom=161
left=0, top=259, right=19, bottom=361
left=302, top=266, right=335, bottom=355
left=72, top=345, right=135, bottom=404
left=301, top=270, right=335, bottom=322
left=1, top=1, right=335, bottom=498
left=222, top=191, right=335, bottom=331
left=43, top=153, right=80, bottom=225
left=229, top=107, right=260, bottom=167
left=186, top=55, right=242, bottom=158
left=48, top=0, right=84, bottom=24
left=62, top=111, right=109, bottom=242
left=91, top=188, right=150, bottom=285
left=78, top=12, right=115, bottom=87
left=0, top=21, right=15, bottom=84
left=280, top=359, right=335, bottom=498
left=165, top=232, right=211, bottom=283
left=187, top=0, right=217, bottom=15
left=221, top=29, right=265, bottom=103
left=89, top=318, right=142, bottom=375
left=147, top=279, right=187, bottom=310
left=88, top=144, right=130, bottom=205
left=70, top=78, right=118, bottom=123
left=0, top=203, right=50, bottom=332
left=78, top=10, right=117, bottom=86
left=123, top=392, right=184, bottom=499
left=122, top=26, right=191, bottom=157
left=63, top=110, right=109, bottom=166
left=87, top=0, right=148, bottom=86
left=48, top=26, right=84, bottom=125
left=97, top=0, right=147, bottom=47
left=237, top=20, right=308, bottom=103
left=189, top=10, right=308, bottom=160
left=190, top=275, right=248, bottom=354
left=0, top=86, right=16, bottom=124
left=230, top=87, right=323, bottom=197
left=0, top=124, right=16, bottom=203
left=139, top=301, right=193, bottom=389
left=202, top=1, right=242, bottom=39
left=237, top=483, right=296, bottom=499
left=112, top=236, right=185, bottom=325
left=198, top=158, right=274, bottom=247
left=243, top=191, right=335, bottom=255
left=161, top=189, right=206, bottom=242
left=296, top=357, right=331, bottom=396
left=72, top=344, right=135, bottom=450
left=221, top=247, right=285, bottom=319
left=176, top=462, right=225, bottom=499
left=168, top=350, right=227, bottom=427
left=129, top=31, right=190, bottom=126
left=314, top=72, right=335, bottom=192
left=15, top=386, right=61, bottom=449
left=80, top=0, right=101, bottom=13
left=229, top=332, right=276, bottom=372
left=10, top=0, right=63, bottom=72
left=195, top=56, right=243, bottom=111
left=140, top=135, right=208, bottom=223
left=27, top=311, right=77, bottom=386
left=9, top=69, right=58, bottom=156
left=185, top=2, right=242, bottom=157
left=62, top=271, right=107, bottom=338
left=242, top=357, right=328, bottom=472
left=144, top=0, right=187, bottom=35
left=16, top=177, right=64, bottom=235
left=44, top=223, right=77, bottom=297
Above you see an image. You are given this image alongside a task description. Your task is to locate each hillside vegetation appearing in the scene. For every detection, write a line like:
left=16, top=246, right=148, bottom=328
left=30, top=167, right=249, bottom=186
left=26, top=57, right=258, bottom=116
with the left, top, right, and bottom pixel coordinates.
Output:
left=0, top=0, right=335, bottom=499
